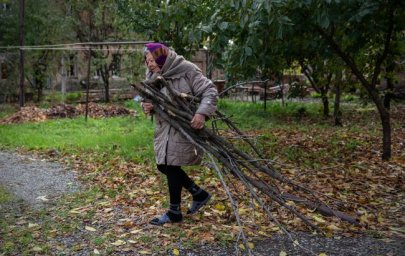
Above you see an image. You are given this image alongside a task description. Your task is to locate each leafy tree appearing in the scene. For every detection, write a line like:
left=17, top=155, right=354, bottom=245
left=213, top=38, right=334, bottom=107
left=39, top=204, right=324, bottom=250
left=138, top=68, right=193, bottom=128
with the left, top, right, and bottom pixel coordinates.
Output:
left=286, top=0, right=405, bottom=160
left=68, top=0, right=134, bottom=102
left=0, top=0, right=71, bottom=102
left=117, top=0, right=215, bottom=57
left=200, top=0, right=404, bottom=160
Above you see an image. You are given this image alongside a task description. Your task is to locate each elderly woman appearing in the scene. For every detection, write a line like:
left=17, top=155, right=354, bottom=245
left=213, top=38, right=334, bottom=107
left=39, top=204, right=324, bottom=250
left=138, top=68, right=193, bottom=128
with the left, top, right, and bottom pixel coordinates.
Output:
left=141, top=43, right=218, bottom=225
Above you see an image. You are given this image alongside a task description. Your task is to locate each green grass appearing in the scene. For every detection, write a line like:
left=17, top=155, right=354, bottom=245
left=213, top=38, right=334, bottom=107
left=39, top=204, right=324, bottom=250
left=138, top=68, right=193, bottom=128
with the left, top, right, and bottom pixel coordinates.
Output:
left=0, top=185, right=13, bottom=203
left=0, top=115, right=154, bottom=163
left=218, top=99, right=321, bottom=129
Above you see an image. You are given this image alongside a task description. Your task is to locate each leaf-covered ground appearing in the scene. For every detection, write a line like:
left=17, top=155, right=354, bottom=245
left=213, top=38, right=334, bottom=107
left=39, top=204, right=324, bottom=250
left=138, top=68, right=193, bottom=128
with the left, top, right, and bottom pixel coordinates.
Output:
left=0, top=104, right=404, bottom=255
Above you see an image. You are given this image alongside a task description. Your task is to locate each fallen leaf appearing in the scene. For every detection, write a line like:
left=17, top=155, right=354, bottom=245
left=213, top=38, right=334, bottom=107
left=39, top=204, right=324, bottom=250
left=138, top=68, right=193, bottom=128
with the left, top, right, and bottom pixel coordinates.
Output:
left=279, top=251, right=287, bottom=256
left=173, top=248, right=180, bottom=255
left=139, top=250, right=151, bottom=254
left=36, top=196, right=49, bottom=202
left=130, top=229, right=143, bottom=234
left=94, top=249, right=100, bottom=254
left=28, top=223, right=39, bottom=228
left=214, top=203, right=226, bottom=211
left=32, top=246, right=42, bottom=252
left=326, top=224, right=340, bottom=231
left=111, top=240, right=126, bottom=246
left=85, top=226, right=97, bottom=232
left=312, top=215, right=326, bottom=223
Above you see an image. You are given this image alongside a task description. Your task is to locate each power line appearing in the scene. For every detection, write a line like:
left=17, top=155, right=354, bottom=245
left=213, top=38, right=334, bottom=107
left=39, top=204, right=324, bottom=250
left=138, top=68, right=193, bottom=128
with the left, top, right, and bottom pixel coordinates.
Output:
left=0, top=40, right=152, bottom=50
left=19, top=47, right=145, bottom=51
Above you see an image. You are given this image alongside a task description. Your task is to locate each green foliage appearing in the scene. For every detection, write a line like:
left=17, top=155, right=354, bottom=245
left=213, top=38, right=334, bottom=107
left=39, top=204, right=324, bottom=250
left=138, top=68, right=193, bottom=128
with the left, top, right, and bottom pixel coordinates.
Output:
left=44, top=92, right=64, bottom=104
left=66, top=92, right=82, bottom=102
left=310, top=92, right=322, bottom=99
left=117, top=0, right=215, bottom=56
left=0, top=0, right=74, bottom=101
left=342, top=94, right=356, bottom=102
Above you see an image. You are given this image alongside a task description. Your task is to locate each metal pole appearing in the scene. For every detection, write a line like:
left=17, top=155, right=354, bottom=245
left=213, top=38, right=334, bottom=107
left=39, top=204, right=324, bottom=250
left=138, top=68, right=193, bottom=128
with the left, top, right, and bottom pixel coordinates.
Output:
left=19, top=0, right=25, bottom=107
left=85, top=47, right=91, bottom=121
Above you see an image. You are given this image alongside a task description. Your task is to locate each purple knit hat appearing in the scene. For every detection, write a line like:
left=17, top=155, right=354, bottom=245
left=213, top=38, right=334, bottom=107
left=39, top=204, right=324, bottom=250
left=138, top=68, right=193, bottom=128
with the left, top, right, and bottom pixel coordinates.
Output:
left=144, top=43, right=169, bottom=68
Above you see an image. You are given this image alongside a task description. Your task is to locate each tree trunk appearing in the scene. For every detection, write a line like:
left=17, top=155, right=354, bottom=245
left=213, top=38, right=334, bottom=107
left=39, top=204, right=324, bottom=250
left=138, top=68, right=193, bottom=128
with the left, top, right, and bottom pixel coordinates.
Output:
left=105, top=79, right=110, bottom=102
left=317, top=28, right=393, bottom=160
left=369, top=89, right=392, bottom=160
left=37, top=86, right=41, bottom=103
left=321, top=92, right=329, bottom=118
left=99, top=65, right=110, bottom=103
left=334, top=78, right=342, bottom=126
left=383, top=65, right=395, bottom=110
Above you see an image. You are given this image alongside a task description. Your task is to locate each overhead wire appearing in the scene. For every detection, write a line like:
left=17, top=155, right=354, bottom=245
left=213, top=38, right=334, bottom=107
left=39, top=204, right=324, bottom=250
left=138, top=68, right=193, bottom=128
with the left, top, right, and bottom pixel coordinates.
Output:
left=0, top=40, right=152, bottom=50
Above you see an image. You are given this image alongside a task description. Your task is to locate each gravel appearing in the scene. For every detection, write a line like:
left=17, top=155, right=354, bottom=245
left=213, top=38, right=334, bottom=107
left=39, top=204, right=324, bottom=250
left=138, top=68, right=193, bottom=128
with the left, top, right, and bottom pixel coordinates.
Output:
left=0, top=150, right=81, bottom=210
left=181, top=232, right=405, bottom=256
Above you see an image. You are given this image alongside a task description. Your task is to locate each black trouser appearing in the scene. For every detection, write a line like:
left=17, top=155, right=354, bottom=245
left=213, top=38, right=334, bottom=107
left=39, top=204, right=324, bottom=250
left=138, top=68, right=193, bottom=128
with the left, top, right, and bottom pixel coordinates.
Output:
left=157, top=164, right=194, bottom=205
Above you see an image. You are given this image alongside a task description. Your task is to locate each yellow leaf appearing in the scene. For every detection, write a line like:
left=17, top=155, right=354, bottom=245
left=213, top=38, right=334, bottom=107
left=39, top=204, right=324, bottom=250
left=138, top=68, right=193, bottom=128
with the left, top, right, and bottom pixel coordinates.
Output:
left=32, top=246, right=42, bottom=252
left=239, top=244, right=245, bottom=250
left=279, top=251, right=287, bottom=256
left=111, top=240, right=126, bottom=246
left=248, top=242, right=254, bottom=249
left=127, top=240, right=137, bottom=244
left=173, top=248, right=180, bottom=256
left=85, top=226, right=97, bottom=232
left=312, top=215, right=326, bottom=223
left=319, top=253, right=328, bottom=256
left=139, top=250, right=151, bottom=255
left=214, top=203, right=226, bottom=211
left=326, top=224, right=340, bottom=231
left=28, top=223, right=39, bottom=228
left=130, top=229, right=143, bottom=234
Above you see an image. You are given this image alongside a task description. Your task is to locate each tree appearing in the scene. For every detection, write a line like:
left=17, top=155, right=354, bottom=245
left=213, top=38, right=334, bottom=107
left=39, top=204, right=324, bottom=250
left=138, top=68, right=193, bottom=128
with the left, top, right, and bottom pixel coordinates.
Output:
left=286, top=0, right=405, bottom=160
left=198, top=0, right=405, bottom=160
left=117, top=0, right=215, bottom=57
left=68, top=0, right=132, bottom=102
left=0, top=0, right=72, bottom=102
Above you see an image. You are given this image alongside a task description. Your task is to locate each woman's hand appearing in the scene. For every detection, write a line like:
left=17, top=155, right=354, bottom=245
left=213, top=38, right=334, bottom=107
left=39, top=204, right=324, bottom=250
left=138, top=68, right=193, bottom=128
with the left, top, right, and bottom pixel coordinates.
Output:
left=191, top=113, right=206, bottom=129
left=142, top=102, right=154, bottom=115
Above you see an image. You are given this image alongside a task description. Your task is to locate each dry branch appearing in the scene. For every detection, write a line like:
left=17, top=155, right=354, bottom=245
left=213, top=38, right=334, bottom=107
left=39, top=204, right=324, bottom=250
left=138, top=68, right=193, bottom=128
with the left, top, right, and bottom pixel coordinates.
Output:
left=131, top=77, right=360, bottom=236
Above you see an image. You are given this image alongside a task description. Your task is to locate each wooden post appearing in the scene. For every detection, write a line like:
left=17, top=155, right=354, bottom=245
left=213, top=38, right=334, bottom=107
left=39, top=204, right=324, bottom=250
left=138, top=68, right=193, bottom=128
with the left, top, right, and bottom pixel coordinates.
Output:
left=19, top=0, right=25, bottom=107
left=85, top=47, right=91, bottom=121
left=61, top=56, right=66, bottom=101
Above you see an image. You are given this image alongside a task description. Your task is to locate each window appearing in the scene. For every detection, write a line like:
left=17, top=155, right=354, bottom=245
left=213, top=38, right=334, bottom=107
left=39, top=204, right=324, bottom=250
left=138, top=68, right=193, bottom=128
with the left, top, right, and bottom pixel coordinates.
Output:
left=111, top=54, right=121, bottom=77
left=67, top=54, right=77, bottom=77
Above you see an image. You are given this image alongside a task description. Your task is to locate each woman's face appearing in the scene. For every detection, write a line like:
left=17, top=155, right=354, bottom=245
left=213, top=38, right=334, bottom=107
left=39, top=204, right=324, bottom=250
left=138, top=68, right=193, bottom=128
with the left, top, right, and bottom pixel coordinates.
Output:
left=145, top=52, right=161, bottom=73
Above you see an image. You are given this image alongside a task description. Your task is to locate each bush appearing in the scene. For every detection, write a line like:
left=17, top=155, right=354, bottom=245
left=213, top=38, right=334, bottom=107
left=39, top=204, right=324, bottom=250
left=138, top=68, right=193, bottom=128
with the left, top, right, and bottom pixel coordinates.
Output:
left=66, top=92, right=82, bottom=102
left=310, top=92, right=321, bottom=98
left=342, top=94, right=355, bottom=102
left=44, top=92, right=63, bottom=104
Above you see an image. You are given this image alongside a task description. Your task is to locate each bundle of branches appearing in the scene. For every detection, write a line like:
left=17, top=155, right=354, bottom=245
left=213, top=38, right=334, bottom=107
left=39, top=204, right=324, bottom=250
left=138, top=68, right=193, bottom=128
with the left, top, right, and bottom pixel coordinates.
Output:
left=132, top=77, right=359, bottom=254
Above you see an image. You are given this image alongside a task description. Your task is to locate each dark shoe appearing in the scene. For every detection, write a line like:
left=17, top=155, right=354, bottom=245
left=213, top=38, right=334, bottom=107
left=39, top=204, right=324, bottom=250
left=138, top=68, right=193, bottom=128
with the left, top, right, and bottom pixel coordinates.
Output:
left=187, top=193, right=211, bottom=214
left=150, top=212, right=182, bottom=226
